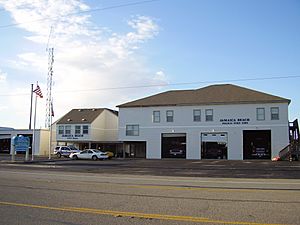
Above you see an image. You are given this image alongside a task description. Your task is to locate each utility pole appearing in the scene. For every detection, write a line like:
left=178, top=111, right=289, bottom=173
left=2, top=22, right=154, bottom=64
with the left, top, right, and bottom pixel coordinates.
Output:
left=45, top=47, right=54, bottom=159
left=45, top=47, right=54, bottom=129
left=45, top=25, right=55, bottom=159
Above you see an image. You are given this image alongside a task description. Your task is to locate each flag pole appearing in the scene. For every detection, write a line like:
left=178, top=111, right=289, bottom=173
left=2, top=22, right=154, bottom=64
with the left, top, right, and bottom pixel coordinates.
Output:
left=29, top=84, right=33, bottom=129
left=48, top=99, right=53, bottom=159
left=32, top=93, right=37, bottom=161
left=31, top=82, right=43, bottom=161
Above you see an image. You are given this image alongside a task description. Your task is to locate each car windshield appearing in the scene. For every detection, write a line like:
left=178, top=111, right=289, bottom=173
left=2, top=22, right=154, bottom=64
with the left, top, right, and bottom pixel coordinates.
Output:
left=93, top=150, right=101, bottom=153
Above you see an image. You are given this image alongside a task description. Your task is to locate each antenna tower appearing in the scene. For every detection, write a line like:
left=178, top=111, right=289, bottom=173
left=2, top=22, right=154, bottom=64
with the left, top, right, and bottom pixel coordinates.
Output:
left=45, top=47, right=54, bottom=128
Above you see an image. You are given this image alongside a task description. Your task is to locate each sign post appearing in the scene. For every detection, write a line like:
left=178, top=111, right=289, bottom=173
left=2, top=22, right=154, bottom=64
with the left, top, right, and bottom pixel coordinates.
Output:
left=11, top=138, right=15, bottom=162
left=12, top=135, right=30, bottom=161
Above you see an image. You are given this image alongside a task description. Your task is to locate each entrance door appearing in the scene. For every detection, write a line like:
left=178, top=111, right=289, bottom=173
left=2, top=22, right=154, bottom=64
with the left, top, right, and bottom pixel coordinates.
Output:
left=161, top=133, right=186, bottom=158
left=0, top=136, right=10, bottom=154
left=243, top=130, right=271, bottom=159
left=123, top=142, right=146, bottom=158
left=201, top=133, right=228, bottom=159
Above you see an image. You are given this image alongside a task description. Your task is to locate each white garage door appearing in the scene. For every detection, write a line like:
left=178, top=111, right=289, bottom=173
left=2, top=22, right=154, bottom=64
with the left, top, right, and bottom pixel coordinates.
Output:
left=201, top=133, right=227, bottom=142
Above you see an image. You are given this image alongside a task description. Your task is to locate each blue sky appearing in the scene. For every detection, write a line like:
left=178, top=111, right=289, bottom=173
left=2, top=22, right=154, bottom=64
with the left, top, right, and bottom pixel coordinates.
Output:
left=0, top=0, right=299, bottom=128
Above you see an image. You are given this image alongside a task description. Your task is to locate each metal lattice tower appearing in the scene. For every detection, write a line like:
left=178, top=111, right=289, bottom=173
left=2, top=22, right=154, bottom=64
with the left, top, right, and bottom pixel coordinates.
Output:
left=45, top=47, right=54, bottom=128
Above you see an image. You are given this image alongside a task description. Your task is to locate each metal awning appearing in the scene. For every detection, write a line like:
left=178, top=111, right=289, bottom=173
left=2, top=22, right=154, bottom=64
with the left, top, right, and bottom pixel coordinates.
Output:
left=0, top=135, right=11, bottom=139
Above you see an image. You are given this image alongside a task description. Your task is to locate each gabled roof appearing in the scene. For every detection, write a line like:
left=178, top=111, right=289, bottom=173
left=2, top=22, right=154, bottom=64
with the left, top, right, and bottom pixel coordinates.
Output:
left=57, top=108, right=118, bottom=124
left=0, top=127, right=14, bottom=131
left=117, top=84, right=290, bottom=108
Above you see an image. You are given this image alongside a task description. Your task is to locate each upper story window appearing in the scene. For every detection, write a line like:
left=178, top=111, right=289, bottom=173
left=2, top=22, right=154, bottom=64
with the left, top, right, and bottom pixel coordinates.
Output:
left=256, top=108, right=265, bottom=121
left=153, top=111, right=160, bottom=123
left=193, top=109, right=201, bottom=122
left=205, top=109, right=213, bottom=121
left=166, top=110, right=174, bottom=122
left=65, top=125, right=71, bottom=134
left=75, top=125, right=81, bottom=134
left=58, top=125, right=64, bottom=135
left=126, top=125, right=139, bottom=136
left=82, top=125, right=89, bottom=134
left=271, top=107, right=279, bottom=120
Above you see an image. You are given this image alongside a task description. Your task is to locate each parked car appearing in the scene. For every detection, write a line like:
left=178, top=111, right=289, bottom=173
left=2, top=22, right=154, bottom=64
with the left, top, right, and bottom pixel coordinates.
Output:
left=105, top=151, right=114, bottom=159
left=169, top=148, right=184, bottom=156
left=69, top=149, right=109, bottom=160
left=54, top=146, right=80, bottom=158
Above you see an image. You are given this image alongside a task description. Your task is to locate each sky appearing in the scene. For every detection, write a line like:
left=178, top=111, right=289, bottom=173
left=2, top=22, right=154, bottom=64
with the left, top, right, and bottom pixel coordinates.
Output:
left=0, top=0, right=299, bottom=129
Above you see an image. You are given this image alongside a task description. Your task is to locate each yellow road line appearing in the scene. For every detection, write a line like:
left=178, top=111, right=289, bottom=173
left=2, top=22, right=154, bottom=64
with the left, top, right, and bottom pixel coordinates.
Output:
left=0, top=201, right=285, bottom=225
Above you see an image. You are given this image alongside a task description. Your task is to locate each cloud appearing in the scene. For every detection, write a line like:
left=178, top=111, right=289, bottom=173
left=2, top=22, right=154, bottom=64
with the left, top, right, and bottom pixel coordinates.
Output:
left=154, top=71, right=167, bottom=82
left=0, top=69, right=7, bottom=82
left=0, top=0, right=165, bottom=128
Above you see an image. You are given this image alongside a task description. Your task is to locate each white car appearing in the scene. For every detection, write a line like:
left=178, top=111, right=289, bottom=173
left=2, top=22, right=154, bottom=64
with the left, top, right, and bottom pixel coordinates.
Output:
left=54, top=146, right=80, bottom=158
left=69, top=149, right=109, bottom=160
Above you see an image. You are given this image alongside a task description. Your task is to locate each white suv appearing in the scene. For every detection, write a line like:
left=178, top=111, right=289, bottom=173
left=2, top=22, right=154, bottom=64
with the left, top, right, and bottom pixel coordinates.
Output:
left=54, top=146, right=80, bottom=158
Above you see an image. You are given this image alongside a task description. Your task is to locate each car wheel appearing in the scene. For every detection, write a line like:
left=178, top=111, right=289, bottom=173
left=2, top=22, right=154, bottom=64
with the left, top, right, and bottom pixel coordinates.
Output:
left=92, top=155, right=98, bottom=161
left=57, top=153, right=61, bottom=158
left=72, top=155, right=78, bottom=160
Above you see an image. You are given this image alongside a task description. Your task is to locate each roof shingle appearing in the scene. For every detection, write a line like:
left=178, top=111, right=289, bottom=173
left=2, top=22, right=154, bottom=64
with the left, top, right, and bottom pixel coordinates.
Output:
left=57, top=108, right=118, bottom=124
left=117, top=84, right=290, bottom=108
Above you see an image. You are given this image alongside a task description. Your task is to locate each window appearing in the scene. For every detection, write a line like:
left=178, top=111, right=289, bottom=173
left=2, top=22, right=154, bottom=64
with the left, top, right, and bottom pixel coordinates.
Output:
left=271, top=107, right=279, bottom=120
left=153, top=111, right=160, bottom=123
left=256, top=108, right=265, bottom=121
left=205, top=109, right=213, bottom=121
left=75, top=126, right=81, bottom=134
left=166, top=110, right=174, bottom=122
left=193, top=109, right=201, bottom=122
left=65, top=125, right=71, bottom=134
left=126, top=125, right=139, bottom=136
left=83, top=125, right=89, bottom=134
left=58, top=126, right=64, bottom=135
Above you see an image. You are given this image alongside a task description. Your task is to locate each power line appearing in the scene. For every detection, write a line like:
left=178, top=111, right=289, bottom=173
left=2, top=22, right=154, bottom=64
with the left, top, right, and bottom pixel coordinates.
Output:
left=0, top=0, right=159, bottom=29
left=0, top=75, right=299, bottom=97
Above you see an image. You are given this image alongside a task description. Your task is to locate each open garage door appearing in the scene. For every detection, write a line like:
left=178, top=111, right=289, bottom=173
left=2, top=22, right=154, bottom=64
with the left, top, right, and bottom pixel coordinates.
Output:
left=243, top=130, right=271, bottom=159
left=201, top=133, right=228, bottom=159
left=161, top=133, right=186, bottom=158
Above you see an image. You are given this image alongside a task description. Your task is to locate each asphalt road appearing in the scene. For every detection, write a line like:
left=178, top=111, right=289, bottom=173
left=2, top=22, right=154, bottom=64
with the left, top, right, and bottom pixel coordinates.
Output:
left=0, top=166, right=299, bottom=225
left=1, top=156, right=300, bottom=179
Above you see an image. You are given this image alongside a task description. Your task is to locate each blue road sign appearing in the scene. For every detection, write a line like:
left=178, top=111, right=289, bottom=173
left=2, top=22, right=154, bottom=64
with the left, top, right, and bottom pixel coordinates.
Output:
left=13, top=135, right=30, bottom=152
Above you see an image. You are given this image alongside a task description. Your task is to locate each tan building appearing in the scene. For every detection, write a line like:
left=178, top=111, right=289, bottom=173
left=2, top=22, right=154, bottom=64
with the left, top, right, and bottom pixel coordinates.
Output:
left=55, top=108, right=120, bottom=153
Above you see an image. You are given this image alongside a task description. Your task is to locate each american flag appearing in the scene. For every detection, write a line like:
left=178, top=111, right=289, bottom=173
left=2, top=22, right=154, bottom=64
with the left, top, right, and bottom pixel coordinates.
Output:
left=33, top=85, right=43, bottom=98
left=51, top=101, right=54, bottom=117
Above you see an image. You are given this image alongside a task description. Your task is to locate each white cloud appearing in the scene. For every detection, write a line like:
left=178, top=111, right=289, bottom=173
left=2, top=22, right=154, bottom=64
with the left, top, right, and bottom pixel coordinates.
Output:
left=154, top=71, right=167, bottom=82
left=0, top=69, right=7, bottom=82
left=0, top=0, right=165, bottom=128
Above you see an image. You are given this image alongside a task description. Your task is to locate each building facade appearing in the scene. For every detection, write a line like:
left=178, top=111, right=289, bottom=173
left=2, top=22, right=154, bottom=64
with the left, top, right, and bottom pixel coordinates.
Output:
left=118, top=84, right=291, bottom=160
left=56, top=108, right=120, bottom=152
left=0, top=128, right=50, bottom=156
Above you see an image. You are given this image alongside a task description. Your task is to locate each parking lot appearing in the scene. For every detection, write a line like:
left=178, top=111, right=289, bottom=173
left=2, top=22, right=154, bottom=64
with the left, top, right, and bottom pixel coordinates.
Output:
left=1, top=154, right=300, bottom=179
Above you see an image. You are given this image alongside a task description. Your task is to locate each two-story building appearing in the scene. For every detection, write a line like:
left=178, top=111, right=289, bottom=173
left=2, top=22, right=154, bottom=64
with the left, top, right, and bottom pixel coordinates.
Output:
left=118, top=84, right=291, bottom=160
left=56, top=108, right=120, bottom=152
